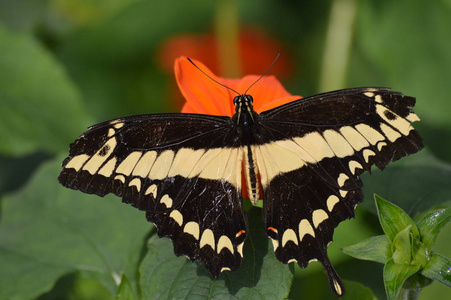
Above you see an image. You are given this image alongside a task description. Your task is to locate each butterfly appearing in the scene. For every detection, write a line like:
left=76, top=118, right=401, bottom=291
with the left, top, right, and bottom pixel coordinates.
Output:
left=58, top=82, right=422, bottom=296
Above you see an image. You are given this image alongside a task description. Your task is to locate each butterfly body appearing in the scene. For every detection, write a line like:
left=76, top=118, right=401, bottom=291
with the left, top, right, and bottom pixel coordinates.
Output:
left=59, top=87, right=422, bottom=297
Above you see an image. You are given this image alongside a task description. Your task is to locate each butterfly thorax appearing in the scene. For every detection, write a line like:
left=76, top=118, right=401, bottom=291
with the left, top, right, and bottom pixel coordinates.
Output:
left=232, top=95, right=259, bottom=145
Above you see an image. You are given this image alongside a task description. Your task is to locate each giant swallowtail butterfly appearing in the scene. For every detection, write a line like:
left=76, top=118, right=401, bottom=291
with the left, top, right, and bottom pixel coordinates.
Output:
left=58, top=83, right=422, bottom=296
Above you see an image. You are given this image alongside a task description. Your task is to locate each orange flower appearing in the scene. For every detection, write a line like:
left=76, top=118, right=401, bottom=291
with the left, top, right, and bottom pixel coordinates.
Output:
left=159, top=29, right=293, bottom=79
left=175, top=57, right=301, bottom=117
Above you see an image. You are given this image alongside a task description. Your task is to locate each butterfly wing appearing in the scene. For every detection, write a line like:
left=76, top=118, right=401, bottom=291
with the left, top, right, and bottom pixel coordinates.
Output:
left=58, top=113, right=247, bottom=277
left=254, top=87, right=423, bottom=296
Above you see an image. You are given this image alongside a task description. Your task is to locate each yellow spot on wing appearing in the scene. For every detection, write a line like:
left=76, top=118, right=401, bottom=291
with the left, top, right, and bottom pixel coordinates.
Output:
left=282, top=229, right=299, bottom=246
left=160, top=194, right=173, bottom=208
left=377, top=141, right=387, bottom=151
left=355, top=124, right=385, bottom=145
left=200, top=229, right=215, bottom=251
left=271, top=238, right=279, bottom=251
left=323, top=129, right=354, bottom=158
left=114, top=175, right=125, bottom=183
left=145, top=184, right=158, bottom=197
left=312, top=209, right=328, bottom=228
left=348, top=160, right=363, bottom=175
left=337, top=173, right=349, bottom=187
left=168, top=148, right=205, bottom=177
left=333, top=280, right=343, bottom=296
left=98, top=157, right=117, bottom=177
left=129, top=178, right=141, bottom=192
left=132, top=151, right=157, bottom=177
left=380, top=123, right=402, bottom=142
left=294, top=132, right=335, bottom=162
left=406, top=113, right=420, bottom=122
left=376, top=104, right=412, bottom=136
left=169, top=210, right=183, bottom=226
left=339, top=126, right=369, bottom=151
left=327, top=195, right=340, bottom=212
left=237, top=242, right=244, bottom=257
left=116, top=151, right=142, bottom=176
left=298, top=219, right=315, bottom=241
left=66, top=154, right=90, bottom=171
left=149, top=150, right=174, bottom=180
left=363, top=149, right=376, bottom=162
left=83, top=137, right=117, bottom=174
left=183, top=221, right=200, bottom=240
left=217, top=235, right=234, bottom=254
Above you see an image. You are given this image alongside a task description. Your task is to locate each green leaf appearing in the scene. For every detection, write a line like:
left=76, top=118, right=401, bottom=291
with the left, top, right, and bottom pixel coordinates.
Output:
left=383, top=258, right=420, bottom=300
left=0, top=24, right=90, bottom=156
left=392, top=226, right=414, bottom=265
left=0, top=157, right=150, bottom=299
left=139, top=207, right=293, bottom=299
left=116, top=273, right=137, bottom=300
left=422, top=253, right=451, bottom=288
left=417, top=207, right=451, bottom=251
left=362, top=152, right=451, bottom=216
left=375, top=195, right=419, bottom=242
left=342, top=235, right=391, bottom=264
left=341, top=280, right=377, bottom=300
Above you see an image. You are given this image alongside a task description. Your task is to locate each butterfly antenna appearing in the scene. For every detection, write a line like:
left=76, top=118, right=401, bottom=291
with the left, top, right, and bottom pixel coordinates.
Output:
left=187, top=58, right=241, bottom=96
left=244, top=53, right=281, bottom=95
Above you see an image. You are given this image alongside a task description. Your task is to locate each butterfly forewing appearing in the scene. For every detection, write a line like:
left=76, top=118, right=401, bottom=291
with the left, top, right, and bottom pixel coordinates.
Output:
left=255, top=87, right=422, bottom=296
left=58, top=113, right=248, bottom=276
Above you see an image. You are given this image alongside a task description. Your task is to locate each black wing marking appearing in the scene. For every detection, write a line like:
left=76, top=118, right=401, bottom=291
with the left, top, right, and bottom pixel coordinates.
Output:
left=255, top=87, right=423, bottom=296
left=58, top=113, right=247, bottom=277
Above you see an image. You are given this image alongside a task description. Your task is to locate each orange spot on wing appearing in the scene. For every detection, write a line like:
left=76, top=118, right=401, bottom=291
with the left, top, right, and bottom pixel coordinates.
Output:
left=236, top=230, right=246, bottom=238
left=268, top=227, right=278, bottom=233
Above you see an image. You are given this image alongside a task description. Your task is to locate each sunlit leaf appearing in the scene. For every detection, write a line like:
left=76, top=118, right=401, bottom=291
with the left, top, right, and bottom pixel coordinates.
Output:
left=422, top=253, right=451, bottom=288
left=342, top=235, right=390, bottom=264
left=383, top=258, right=420, bottom=300
left=0, top=158, right=149, bottom=299
left=417, top=207, right=451, bottom=251
left=375, top=195, right=419, bottom=242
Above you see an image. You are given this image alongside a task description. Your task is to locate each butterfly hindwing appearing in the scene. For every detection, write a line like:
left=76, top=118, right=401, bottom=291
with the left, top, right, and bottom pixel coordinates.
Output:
left=255, top=87, right=423, bottom=296
left=58, top=114, right=248, bottom=277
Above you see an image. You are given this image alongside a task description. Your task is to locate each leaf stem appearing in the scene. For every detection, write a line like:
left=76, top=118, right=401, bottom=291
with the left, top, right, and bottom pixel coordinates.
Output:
left=215, top=0, right=241, bottom=77
left=399, top=288, right=421, bottom=300
left=319, top=0, right=357, bottom=91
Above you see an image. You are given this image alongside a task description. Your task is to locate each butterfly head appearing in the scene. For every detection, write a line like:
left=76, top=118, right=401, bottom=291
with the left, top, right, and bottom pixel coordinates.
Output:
left=233, top=94, right=258, bottom=128
left=233, top=94, right=255, bottom=115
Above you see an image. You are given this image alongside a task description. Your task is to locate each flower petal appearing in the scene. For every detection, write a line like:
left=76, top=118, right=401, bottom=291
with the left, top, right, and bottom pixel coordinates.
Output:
left=235, top=75, right=301, bottom=113
left=175, top=57, right=233, bottom=116
left=256, top=95, right=301, bottom=113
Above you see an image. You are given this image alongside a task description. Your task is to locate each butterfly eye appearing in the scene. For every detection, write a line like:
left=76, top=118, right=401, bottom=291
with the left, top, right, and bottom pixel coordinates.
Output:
left=246, top=95, right=253, bottom=104
left=233, top=96, right=240, bottom=106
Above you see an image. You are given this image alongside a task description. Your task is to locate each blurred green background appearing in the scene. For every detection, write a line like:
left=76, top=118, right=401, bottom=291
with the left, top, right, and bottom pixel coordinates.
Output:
left=0, top=0, right=450, bottom=299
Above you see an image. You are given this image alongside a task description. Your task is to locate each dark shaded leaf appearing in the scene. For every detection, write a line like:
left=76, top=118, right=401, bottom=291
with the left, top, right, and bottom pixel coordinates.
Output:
left=0, top=25, right=90, bottom=156
left=362, top=153, right=451, bottom=217
left=139, top=207, right=293, bottom=299
left=116, top=273, right=137, bottom=300
left=341, top=280, right=377, bottom=300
